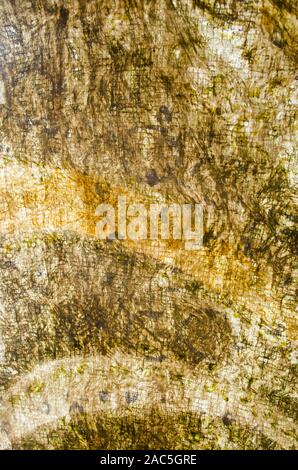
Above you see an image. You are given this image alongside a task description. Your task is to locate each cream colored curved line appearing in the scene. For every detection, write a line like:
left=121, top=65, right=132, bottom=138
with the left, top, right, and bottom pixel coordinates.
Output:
left=0, top=351, right=296, bottom=449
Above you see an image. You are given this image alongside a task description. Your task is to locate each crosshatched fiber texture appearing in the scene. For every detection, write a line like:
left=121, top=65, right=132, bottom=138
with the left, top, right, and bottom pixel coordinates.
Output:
left=0, top=0, right=297, bottom=450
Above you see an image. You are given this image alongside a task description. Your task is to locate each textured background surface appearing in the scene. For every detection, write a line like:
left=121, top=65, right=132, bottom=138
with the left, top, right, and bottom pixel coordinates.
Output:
left=0, top=0, right=297, bottom=449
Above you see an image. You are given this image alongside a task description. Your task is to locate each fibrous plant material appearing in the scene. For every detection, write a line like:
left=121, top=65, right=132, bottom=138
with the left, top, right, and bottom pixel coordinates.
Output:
left=0, top=0, right=297, bottom=450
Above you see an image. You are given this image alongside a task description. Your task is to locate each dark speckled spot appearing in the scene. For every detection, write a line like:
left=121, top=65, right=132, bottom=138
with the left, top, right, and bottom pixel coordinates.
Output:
left=222, top=414, right=233, bottom=427
left=58, top=7, right=69, bottom=30
left=146, top=169, right=159, bottom=186
left=159, top=105, right=172, bottom=122
left=99, top=391, right=109, bottom=402
left=125, top=391, right=138, bottom=404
